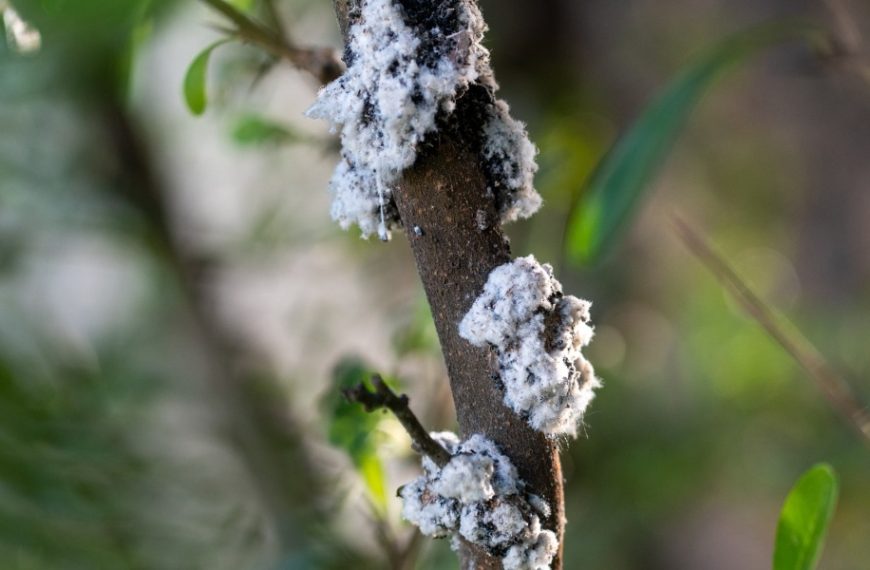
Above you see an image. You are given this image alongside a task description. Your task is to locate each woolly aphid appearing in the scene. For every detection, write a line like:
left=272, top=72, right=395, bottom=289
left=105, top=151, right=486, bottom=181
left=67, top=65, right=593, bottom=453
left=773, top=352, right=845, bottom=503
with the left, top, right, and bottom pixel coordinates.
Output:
left=306, top=0, right=540, bottom=240
left=459, top=256, right=601, bottom=437
left=401, top=432, right=558, bottom=570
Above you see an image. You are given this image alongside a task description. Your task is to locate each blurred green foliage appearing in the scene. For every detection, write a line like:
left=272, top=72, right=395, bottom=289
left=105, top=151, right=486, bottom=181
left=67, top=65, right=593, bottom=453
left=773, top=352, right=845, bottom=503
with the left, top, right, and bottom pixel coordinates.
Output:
left=231, top=114, right=308, bottom=146
left=391, top=301, right=439, bottom=358
left=566, top=22, right=823, bottom=265
left=0, top=344, right=151, bottom=569
left=2, top=0, right=869, bottom=569
left=323, top=358, right=398, bottom=513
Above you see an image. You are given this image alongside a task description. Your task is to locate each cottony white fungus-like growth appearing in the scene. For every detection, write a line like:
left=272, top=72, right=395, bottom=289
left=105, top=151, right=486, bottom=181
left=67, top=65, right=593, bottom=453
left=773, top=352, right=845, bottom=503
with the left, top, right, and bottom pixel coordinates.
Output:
left=401, top=432, right=558, bottom=570
left=481, top=99, right=542, bottom=223
left=459, top=256, right=600, bottom=437
left=306, top=0, right=541, bottom=239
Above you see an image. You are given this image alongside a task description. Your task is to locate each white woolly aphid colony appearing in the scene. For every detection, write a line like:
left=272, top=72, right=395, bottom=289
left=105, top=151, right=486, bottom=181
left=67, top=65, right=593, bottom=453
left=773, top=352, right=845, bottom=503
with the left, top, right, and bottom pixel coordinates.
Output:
left=401, top=433, right=558, bottom=570
left=306, top=0, right=540, bottom=240
left=309, top=0, right=601, bottom=566
left=460, top=256, right=600, bottom=437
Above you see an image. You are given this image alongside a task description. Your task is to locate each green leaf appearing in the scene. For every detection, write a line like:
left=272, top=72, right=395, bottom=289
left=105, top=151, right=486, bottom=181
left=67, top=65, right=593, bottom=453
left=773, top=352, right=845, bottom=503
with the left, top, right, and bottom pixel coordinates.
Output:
left=228, top=0, right=255, bottom=10
left=357, top=453, right=387, bottom=511
left=773, top=463, right=839, bottom=570
left=323, top=358, right=396, bottom=513
left=183, top=39, right=231, bottom=116
left=231, top=114, right=304, bottom=146
left=566, top=22, right=823, bottom=265
left=392, top=300, right=439, bottom=357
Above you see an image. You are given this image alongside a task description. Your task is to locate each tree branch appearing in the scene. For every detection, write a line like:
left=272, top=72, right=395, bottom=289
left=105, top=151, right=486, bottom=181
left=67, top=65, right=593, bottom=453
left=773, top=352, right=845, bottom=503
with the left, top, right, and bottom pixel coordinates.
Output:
left=100, top=97, right=330, bottom=553
left=817, top=0, right=870, bottom=86
left=330, top=3, right=564, bottom=568
left=199, top=0, right=343, bottom=84
left=822, top=0, right=863, bottom=55
left=343, top=374, right=452, bottom=467
left=672, top=215, right=870, bottom=445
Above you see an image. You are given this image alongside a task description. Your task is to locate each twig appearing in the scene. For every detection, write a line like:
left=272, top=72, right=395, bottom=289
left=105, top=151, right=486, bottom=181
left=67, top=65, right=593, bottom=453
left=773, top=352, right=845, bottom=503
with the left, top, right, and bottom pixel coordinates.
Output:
left=263, top=0, right=288, bottom=42
left=343, top=374, right=452, bottom=467
left=818, top=0, right=870, bottom=85
left=371, top=514, right=403, bottom=570
left=396, top=530, right=424, bottom=570
left=672, top=215, right=870, bottom=444
left=198, top=0, right=343, bottom=84
left=823, top=0, right=863, bottom=55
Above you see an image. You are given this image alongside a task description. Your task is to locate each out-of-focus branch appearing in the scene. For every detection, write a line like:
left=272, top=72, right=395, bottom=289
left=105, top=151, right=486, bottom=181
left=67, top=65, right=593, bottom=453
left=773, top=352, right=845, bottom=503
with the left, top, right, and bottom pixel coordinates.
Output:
left=370, top=514, right=422, bottom=570
left=672, top=215, right=870, bottom=445
left=819, top=0, right=870, bottom=85
left=262, top=0, right=288, bottom=42
left=343, top=374, right=452, bottom=467
left=102, top=96, right=329, bottom=552
left=198, top=0, right=343, bottom=84
left=823, top=0, right=863, bottom=54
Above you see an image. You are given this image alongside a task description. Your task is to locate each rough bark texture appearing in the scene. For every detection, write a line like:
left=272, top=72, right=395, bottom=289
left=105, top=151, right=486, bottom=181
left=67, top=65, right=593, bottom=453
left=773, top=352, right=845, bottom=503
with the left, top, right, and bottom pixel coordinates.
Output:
left=332, top=2, right=564, bottom=568
left=398, top=128, right=565, bottom=570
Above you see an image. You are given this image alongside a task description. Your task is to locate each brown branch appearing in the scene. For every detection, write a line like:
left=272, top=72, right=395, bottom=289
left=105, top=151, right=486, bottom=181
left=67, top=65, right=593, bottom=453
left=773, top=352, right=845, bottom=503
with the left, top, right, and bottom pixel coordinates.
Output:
left=823, top=0, right=863, bottom=54
left=672, top=215, right=870, bottom=445
left=331, top=3, right=564, bottom=569
left=817, top=0, right=870, bottom=85
left=199, top=0, right=343, bottom=84
left=343, top=374, right=452, bottom=467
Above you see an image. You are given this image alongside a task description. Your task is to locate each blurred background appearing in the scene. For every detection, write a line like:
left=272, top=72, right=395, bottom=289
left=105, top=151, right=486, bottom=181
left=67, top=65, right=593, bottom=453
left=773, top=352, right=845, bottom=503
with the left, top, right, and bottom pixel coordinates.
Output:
left=1, top=0, right=868, bottom=568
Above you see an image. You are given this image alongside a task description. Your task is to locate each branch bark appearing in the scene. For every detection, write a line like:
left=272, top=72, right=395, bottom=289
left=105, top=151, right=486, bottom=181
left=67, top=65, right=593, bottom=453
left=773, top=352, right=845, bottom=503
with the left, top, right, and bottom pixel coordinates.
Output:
left=331, top=3, right=564, bottom=568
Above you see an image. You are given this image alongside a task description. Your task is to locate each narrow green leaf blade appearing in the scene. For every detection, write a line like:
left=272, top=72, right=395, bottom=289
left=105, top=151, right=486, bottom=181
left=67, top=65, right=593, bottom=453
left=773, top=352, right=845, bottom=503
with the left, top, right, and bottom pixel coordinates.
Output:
left=566, top=23, right=821, bottom=265
left=231, top=114, right=303, bottom=146
left=357, top=453, right=388, bottom=510
left=182, top=39, right=230, bottom=116
left=773, top=463, right=839, bottom=570
left=228, top=0, right=255, bottom=10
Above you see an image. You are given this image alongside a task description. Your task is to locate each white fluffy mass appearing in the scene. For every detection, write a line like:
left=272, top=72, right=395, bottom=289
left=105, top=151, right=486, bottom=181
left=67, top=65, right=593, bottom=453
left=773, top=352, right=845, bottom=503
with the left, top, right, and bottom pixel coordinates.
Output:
left=481, top=99, right=542, bottom=223
left=459, top=256, right=600, bottom=437
left=401, top=432, right=558, bottom=569
left=306, top=0, right=541, bottom=239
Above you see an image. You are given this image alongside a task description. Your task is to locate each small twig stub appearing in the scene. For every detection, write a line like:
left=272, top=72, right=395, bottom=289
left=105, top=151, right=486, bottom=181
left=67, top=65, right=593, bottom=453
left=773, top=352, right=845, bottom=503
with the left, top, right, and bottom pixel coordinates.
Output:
left=342, top=374, right=452, bottom=466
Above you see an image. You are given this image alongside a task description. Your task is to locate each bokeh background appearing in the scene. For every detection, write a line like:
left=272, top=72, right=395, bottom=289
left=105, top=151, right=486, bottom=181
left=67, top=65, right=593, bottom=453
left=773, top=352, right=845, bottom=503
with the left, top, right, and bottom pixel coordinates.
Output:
left=1, top=0, right=869, bottom=568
